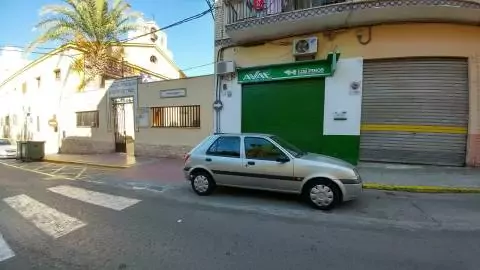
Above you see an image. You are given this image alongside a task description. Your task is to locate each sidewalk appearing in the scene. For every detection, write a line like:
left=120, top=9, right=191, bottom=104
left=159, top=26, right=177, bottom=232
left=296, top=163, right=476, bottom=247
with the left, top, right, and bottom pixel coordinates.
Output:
left=44, top=153, right=137, bottom=168
left=358, top=162, right=480, bottom=192
left=43, top=154, right=480, bottom=193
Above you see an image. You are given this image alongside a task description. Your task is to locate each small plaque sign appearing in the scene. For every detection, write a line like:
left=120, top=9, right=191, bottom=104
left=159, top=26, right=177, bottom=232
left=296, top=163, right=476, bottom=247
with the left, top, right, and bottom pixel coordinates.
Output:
left=160, top=88, right=186, bottom=98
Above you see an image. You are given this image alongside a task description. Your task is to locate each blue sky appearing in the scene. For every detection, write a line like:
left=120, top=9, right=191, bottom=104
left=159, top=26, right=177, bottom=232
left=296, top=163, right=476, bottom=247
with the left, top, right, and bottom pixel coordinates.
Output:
left=0, top=0, right=214, bottom=76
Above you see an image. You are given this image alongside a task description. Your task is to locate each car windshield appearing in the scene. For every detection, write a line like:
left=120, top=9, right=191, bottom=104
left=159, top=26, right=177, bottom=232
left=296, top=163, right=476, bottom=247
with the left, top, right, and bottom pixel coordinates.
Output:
left=270, top=136, right=305, bottom=158
left=0, top=139, right=11, bottom=145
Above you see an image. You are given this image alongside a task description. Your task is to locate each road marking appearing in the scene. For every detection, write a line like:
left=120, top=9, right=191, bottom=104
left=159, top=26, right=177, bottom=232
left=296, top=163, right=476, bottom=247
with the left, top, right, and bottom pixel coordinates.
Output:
left=51, top=166, right=66, bottom=174
left=0, top=162, right=75, bottom=180
left=0, top=233, right=14, bottom=262
left=74, top=167, right=87, bottom=179
left=48, top=185, right=141, bottom=211
left=3, top=194, right=86, bottom=238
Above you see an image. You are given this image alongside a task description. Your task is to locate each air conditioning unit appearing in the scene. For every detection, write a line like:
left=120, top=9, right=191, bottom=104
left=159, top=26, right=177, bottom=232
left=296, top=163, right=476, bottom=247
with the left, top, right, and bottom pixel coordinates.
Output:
left=216, top=60, right=236, bottom=75
left=292, top=37, right=318, bottom=56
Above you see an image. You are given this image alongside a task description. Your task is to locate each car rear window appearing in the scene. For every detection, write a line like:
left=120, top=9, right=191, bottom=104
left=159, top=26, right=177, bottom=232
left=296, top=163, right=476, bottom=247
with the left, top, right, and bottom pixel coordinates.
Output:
left=206, top=136, right=241, bottom=158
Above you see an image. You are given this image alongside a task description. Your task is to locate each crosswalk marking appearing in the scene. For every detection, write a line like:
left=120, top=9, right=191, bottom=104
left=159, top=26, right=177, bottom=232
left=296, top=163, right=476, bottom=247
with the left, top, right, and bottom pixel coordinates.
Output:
left=0, top=233, right=14, bottom=262
left=3, top=194, right=86, bottom=239
left=48, top=185, right=141, bottom=211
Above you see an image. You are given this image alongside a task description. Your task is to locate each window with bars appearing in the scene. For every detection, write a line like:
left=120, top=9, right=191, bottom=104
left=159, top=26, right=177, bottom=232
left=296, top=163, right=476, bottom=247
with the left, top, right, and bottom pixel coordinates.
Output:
left=76, top=111, right=99, bottom=128
left=152, top=105, right=201, bottom=128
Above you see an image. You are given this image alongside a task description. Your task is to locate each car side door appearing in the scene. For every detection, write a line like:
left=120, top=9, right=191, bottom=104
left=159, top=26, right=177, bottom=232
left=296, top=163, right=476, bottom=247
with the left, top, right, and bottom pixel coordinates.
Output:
left=240, top=136, right=299, bottom=192
left=204, top=136, right=245, bottom=186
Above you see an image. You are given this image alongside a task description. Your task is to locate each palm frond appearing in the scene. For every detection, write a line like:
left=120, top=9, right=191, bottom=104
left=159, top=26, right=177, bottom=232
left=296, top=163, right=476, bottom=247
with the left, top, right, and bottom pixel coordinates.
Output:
left=30, top=0, right=141, bottom=91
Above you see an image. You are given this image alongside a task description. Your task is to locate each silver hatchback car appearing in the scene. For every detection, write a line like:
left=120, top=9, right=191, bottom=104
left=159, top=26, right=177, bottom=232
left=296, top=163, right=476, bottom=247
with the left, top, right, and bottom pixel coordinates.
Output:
left=184, top=133, right=362, bottom=210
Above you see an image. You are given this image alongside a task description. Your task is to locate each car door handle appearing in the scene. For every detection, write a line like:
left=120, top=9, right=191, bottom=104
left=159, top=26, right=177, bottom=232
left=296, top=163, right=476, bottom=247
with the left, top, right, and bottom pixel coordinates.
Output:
left=205, top=158, right=212, bottom=162
left=247, top=161, right=255, bottom=166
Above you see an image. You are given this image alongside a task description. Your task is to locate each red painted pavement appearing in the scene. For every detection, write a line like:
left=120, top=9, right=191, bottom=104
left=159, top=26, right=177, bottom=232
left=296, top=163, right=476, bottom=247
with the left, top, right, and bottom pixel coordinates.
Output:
left=110, top=157, right=185, bottom=184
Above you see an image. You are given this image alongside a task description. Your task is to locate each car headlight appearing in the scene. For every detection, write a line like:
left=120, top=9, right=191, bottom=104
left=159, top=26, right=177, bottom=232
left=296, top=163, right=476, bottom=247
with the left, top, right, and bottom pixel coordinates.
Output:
left=353, top=168, right=362, bottom=182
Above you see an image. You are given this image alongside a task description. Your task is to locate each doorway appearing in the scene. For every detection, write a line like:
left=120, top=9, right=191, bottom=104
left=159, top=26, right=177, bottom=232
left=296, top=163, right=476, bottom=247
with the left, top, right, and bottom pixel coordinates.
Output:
left=112, top=96, right=134, bottom=153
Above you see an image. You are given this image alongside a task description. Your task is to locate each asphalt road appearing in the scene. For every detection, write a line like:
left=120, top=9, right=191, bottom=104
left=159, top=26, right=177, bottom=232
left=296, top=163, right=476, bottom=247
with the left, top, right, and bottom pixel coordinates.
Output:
left=1, top=163, right=480, bottom=270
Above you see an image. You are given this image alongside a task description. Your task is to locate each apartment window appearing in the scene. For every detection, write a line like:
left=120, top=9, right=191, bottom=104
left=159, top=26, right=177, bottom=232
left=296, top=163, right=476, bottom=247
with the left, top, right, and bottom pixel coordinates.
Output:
left=76, top=111, right=99, bottom=128
left=54, top=69, right=61, bottom=80
left=152, top=105, right=200, bottom=128
left=36, top=77, right=41, bottom=88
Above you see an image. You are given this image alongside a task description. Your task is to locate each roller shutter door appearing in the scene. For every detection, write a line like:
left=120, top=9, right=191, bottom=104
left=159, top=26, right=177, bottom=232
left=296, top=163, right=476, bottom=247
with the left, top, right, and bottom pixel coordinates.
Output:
left=360, top=58, right=468, bottom=166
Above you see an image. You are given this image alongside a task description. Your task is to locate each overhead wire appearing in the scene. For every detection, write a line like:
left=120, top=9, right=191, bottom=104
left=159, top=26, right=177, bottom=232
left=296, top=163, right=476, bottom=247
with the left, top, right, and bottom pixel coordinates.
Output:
left=119, top=9, right=211, bottom=43
left=0, top=8, right=214, bottom=75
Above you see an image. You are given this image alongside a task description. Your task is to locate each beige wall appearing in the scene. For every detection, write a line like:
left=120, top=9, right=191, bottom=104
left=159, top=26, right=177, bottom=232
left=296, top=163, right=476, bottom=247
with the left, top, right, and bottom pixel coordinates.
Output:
left=219, top=23, right=480, bottom=166
left=135, top=75, right=214, bottom=158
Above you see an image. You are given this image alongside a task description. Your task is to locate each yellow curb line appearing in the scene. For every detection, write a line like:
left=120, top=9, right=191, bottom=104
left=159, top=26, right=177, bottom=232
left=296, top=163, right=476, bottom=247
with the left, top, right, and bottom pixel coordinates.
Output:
left=364, top=183, right=480, bottom=193
left=43, top=159, right=130, bottom=169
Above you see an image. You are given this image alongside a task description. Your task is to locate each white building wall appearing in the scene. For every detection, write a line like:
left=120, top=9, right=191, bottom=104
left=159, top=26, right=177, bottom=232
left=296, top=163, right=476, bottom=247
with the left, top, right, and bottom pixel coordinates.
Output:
left=123, top=46, right=181, bottom=80
left=0, top=49, right=81, bottom=154
left=0, top=42, right=184, bottom=155
left=324, top=58, right=363, bottom=135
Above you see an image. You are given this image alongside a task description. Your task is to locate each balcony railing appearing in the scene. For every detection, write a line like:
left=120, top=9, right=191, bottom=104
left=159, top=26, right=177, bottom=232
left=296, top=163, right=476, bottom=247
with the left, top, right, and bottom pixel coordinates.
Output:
left=226, top=0, right=348, bottom=24
left=104, top=59, right=137, bottom=78
left=223, top=0, right=480, bottom=43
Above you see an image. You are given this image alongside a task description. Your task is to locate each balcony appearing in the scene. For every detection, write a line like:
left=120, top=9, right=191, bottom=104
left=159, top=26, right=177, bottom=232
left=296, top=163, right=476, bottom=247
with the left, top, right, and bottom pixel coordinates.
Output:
left=104, top=59, right=138, bottom=79
left=224, top=0, right=480, bottom=43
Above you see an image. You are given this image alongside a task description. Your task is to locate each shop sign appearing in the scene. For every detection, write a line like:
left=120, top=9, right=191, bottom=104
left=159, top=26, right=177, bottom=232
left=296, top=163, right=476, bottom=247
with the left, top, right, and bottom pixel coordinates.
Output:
left=237, top=52, right=340, bottom=84
left=107, top=77, right=138, bottom=98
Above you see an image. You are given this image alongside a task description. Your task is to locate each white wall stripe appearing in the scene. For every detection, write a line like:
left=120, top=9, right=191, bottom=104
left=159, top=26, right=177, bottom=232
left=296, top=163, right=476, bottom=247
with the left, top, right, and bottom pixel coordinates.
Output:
left=48, top=185, right=141, bottom=211
left=0, top=233, right=15, bottom=262
left=3, top=194, right=86, bottom=239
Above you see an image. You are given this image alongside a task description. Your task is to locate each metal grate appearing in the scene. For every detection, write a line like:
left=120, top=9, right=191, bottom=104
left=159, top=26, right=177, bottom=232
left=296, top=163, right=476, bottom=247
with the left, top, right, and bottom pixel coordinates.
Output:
left=226, top=0, right=347, bottom=24
left=76, top=111, right=99, bottom=128
left=361, top=57, right=468, bottom=166
left=151, top=105, right=201, bottom=128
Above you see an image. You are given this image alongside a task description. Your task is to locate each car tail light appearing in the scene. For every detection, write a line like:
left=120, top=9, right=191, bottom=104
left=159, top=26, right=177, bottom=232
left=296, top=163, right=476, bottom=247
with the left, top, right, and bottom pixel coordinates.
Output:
left=184, top=153, right=191, bottom=164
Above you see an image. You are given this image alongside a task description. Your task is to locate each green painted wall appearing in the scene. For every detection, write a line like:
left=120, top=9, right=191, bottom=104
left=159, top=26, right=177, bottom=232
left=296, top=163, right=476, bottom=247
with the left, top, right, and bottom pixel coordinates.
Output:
left=242, top=78, right=360, bottom=165
left=321, top=136, right=360, bottom=165
left=242, top=78, right=325, bottom=154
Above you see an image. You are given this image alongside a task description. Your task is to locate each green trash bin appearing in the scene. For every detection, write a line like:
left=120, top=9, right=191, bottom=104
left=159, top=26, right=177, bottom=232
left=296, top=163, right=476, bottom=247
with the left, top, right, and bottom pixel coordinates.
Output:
left=16, top=141, right=45, bottom=162
left=16, top=141, right=26, bottom=161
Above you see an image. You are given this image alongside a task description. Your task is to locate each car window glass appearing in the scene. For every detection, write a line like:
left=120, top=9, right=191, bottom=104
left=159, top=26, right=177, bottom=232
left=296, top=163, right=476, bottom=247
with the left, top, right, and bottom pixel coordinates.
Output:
left=207, top=136, right=240, bottom=158
left=0, top=139, right=11, bottom=145
left=244, top=137, right=287, bottom=161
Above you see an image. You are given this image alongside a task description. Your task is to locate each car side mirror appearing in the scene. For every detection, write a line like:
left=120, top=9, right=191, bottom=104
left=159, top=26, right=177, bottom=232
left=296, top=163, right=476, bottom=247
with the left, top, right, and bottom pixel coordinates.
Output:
left=276, top=156, right=290, bottom=163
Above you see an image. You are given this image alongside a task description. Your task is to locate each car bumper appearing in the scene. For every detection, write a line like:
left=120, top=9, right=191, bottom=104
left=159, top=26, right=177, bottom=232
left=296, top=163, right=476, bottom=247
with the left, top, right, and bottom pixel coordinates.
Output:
left=183, top=167, right=191, bottom=181
left=342, top=183, right=363, bottom=202
left=0, top=153, right=17, bottom=159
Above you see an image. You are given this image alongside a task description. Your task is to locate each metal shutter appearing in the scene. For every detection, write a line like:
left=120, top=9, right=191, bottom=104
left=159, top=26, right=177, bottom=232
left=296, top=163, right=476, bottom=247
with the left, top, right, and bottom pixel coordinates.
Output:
left=360, top=58, right=468, bottom=166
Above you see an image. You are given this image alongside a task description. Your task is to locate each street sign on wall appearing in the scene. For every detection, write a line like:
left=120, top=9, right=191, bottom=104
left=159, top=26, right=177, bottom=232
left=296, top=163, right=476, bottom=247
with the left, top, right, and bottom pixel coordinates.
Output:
left=237, top=52, right=340, bottom=84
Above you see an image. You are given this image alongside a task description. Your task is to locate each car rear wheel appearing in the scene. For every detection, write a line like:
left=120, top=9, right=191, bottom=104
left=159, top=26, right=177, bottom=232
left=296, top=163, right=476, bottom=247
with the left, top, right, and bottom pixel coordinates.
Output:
left=304, top=180, right=341, bottom=211
left=191, top=170, right=216, bottom=196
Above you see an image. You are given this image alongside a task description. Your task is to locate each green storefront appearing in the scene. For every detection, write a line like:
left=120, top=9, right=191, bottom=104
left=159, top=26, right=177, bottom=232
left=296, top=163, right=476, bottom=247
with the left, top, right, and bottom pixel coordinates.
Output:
left=237, top=53, right=359, bottom=165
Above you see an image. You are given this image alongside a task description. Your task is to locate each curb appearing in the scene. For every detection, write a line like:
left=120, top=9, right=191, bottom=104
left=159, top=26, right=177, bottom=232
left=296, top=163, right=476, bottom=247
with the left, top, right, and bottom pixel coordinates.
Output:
left=363, top=183, right=480, bottom=193
left=42, top=159, right=130, bottom=169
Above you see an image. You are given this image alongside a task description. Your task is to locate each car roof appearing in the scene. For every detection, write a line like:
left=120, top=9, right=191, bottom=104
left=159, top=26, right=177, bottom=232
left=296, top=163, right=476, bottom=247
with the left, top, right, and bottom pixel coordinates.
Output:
left=213, top=133, right=274, bottom=137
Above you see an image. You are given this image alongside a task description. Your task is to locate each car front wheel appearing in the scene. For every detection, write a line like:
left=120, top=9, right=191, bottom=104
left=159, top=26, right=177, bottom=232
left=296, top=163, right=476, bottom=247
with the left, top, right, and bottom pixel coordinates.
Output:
left=190, top=170, right=216, bottom=196
left=304, top=180, right=341, bottom=211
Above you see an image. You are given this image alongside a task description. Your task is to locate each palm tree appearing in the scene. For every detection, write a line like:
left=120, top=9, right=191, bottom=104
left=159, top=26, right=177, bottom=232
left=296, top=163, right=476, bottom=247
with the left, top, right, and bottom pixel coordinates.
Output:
left=28, top=0, right=141, bottom=90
